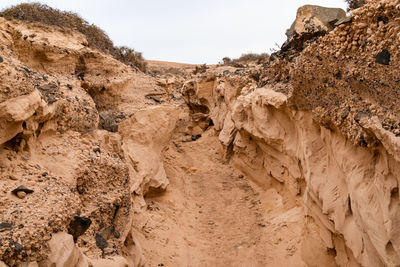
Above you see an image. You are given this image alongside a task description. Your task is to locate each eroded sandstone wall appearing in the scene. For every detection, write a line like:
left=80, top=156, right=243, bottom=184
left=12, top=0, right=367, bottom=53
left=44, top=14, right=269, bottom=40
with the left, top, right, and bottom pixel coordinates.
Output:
left=186, top=72, right=400, bottom=267
left=184, top=2, right=400, bottom=266
left=0, top=17, right=181, bottom=266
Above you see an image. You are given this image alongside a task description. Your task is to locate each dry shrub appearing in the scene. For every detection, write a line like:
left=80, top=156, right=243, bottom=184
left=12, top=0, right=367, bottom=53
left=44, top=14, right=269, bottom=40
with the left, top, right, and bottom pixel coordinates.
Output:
left=344, top=0, right=366, bottom=10
left=222, top=57, right=232, bottom=65
left=0, top=3, right=83, bottom=28
left=0, top=3, right=146, bottom=72
left=222, top=53, right=269, bottom=66
left=236, top=53, right=269, bottom=62
left=193, top=64, right=208, bottom=75
left=113, top=46, right=147, bottom=72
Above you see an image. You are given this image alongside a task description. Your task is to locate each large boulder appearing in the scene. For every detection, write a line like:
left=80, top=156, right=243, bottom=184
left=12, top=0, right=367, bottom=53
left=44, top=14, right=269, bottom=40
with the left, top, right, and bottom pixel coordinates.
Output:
left=286, top=5, right=346, bottom=39
left=279, top=5, right=347, bottom=54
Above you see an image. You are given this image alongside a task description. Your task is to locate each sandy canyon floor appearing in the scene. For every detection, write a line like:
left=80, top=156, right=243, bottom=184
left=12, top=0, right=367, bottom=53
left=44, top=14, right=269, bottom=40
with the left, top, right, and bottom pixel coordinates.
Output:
left=133, top=130, right=306, bottom=267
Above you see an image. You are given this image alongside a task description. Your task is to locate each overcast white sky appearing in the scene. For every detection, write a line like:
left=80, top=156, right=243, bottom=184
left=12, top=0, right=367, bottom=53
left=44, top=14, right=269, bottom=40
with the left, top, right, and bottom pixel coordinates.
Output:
left=0, top=0, right=347, bottom=63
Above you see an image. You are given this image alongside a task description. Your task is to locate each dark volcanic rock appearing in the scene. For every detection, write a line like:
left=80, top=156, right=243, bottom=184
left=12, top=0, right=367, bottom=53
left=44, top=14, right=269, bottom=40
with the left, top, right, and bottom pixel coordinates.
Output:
left=13, top=242, right=23, bottom=253
left=95, top=232, right=109, bottom=252
left=191, top=134, right=202, bottom=141
left=0, top=222, right=13, bottom=232
left=68, top=216, right=92, bottom=242
left=375, top=49, right=391, bottom=65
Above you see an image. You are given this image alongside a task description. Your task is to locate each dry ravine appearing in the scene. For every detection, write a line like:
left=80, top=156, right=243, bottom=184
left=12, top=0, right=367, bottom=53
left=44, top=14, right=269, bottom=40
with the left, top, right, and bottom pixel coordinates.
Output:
left=2, top=0, right=400, bottom=266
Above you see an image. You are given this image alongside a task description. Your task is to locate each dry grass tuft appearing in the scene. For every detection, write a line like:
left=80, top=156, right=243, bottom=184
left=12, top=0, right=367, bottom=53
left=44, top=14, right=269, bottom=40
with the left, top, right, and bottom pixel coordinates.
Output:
left=0, top=3, right=147, bottom=72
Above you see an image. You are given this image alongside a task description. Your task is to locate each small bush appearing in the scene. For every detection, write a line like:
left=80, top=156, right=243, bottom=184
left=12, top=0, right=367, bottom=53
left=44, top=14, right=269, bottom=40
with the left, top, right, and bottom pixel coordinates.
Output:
left=0, top=3, right=146, bottom=72
left=113, top=46, right=147, bottom=72
left=237, top=53, right=269, bottom=62
left=222, top=57, right=232, bottom=65
left=222, top=53, right=269, bottom=66
left=193, top=64, right=208, bottom=75
left=344, top=0, right=366, bottom=10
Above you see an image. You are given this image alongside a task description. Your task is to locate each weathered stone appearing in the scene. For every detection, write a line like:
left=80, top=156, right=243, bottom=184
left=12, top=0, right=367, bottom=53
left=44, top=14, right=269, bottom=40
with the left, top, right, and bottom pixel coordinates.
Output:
left=375, top=49, right=391, bottom=65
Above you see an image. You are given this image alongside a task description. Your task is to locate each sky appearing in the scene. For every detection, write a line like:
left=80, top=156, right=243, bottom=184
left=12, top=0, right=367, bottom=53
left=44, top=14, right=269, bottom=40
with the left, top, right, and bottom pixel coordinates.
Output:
left=0, top=0, right=347, bottom=64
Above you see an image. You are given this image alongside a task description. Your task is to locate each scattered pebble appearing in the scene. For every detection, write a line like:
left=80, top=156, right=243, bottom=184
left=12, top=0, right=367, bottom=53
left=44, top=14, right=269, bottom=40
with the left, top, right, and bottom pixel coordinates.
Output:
left=16, top=191, right=27, bottom=199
